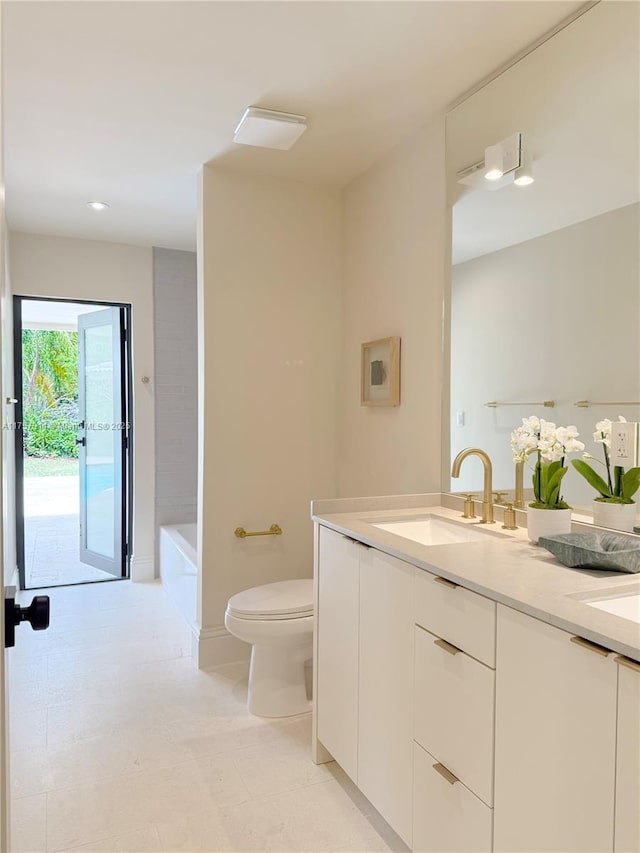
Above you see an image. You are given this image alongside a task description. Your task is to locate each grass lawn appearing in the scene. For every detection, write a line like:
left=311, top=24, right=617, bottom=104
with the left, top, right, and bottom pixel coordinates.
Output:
left=24, top=457, right=79, bottom=477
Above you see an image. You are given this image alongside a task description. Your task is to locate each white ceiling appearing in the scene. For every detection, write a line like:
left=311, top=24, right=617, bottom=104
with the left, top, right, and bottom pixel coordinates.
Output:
left=3, top=0, right=585, bottom=251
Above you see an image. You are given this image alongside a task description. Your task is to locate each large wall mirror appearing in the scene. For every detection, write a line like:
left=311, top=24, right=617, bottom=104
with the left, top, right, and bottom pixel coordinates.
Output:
left=444, top=1, right=640, bottom=532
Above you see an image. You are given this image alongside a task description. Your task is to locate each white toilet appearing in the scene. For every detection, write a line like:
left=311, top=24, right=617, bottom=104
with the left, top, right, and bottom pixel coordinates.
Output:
left=224, top=579, right=313, bottom=718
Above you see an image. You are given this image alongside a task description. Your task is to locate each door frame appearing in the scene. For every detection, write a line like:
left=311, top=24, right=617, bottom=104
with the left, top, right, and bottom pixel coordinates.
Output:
left=12, top=295, right=133, bottom=589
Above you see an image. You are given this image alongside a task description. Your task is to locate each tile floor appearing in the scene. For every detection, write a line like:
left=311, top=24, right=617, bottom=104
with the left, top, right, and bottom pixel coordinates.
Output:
left=9, top=580, right=405, bottom=853
left=24, top=476, right=113, bottom=588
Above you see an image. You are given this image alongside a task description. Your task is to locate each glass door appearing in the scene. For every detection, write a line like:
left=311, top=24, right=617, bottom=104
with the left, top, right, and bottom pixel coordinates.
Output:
left=77, top=307, right=127, bottom=576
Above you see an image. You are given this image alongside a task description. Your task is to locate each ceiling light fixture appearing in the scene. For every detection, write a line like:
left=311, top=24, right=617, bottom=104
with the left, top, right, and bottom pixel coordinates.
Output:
left=233, top=107, right=307, bottom=151
left=514, top=149, right=535, bottom=186
left=86, top=201, right=109, bottom=211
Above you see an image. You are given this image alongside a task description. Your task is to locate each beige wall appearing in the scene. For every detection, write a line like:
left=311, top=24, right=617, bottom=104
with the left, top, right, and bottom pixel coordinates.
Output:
left=197, top=166, right=342, bottom=665
left=338, top=119, right=447, bottom=497
left=8, top=232, right=155, bottom=580
left=451, top=202, right=640, bottom=508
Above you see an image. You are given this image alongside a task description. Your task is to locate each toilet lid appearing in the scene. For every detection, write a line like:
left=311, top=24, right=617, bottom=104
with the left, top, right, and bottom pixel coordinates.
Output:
left=227, top=579, right=313, bottom=619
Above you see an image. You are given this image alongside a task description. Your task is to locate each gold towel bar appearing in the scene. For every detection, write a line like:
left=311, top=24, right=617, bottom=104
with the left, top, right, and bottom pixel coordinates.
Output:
left=574, top=400, right=640, bottom=408
left=485, top=400, right=555, bottom=408
left=235, top=524, right=282, bottom=539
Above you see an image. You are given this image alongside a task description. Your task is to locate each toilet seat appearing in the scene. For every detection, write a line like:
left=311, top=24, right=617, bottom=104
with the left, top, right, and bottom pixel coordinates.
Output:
left=226, top=579, right=313, bottom=621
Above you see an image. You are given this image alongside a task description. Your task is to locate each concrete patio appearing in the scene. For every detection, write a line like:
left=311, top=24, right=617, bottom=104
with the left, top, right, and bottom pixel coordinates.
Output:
left=24, top=474, right=114, bottom=588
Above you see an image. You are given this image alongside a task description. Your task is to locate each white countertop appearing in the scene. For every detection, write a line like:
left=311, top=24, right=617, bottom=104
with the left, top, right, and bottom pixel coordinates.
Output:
left=311, top=496, right=640, bottom=663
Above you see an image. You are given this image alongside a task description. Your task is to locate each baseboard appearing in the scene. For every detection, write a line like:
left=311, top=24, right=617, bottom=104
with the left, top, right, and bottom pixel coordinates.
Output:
left=191, top=624, right=251, bottom=670
left=130, top=554, right=155, bottom=583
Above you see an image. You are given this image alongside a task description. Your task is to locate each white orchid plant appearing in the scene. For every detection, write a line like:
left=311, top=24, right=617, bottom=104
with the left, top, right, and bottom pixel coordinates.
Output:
left=572, top=417, right=640, bottom=504
left=511, top=417, right=585, bottom=510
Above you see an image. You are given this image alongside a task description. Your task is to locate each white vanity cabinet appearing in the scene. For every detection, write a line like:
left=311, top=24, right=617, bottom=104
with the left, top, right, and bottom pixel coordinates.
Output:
left=359, top=547, right=414, bottom=846
left=494, top=604, right=618, bottom=853
left=315, top=521, right=639, bottom=853
left=413, top=742, right=493, bottom=853
left=614, top=657, right=640, bottom=853
left=316, top=526, right=360, bottom=782
left=316, top=525, right=414, bottom=846
left=413, top=568, right=496, bottom=853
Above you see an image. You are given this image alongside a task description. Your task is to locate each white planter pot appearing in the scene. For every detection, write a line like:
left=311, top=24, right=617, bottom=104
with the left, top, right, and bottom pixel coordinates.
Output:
left=592, top=500, right=636, bottom=533
left=527, top=507, right=572, bottom=544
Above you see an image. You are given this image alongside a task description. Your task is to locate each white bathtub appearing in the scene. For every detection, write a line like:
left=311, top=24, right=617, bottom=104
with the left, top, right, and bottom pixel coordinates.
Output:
left=159, top=523, right=197, bottom=629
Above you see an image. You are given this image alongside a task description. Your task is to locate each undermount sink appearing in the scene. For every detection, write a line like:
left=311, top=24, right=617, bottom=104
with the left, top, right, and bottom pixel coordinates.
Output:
left=581, top=589, right=640, bottom=625
left=371, top=516, right=486, bottom=547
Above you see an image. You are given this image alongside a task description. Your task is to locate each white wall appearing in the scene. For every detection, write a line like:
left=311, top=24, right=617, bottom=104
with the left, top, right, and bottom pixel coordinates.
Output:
left=8, top=232, right=155, bottom=580
left=339, top=119, right=447, bottom=497
left=451, top=203, right=640, bottom=508
left=197, top=166, right=342, bottom=666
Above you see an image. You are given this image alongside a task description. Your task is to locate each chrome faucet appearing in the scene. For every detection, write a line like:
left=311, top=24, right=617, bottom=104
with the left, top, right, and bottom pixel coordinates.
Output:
left=451, top=448, right=494, bottom=524
left=514, top=446, right=538, bottom=508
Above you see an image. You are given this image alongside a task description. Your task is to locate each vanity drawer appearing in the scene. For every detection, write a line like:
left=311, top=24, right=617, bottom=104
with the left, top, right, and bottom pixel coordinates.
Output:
left=414, top=567, right=496, bottom=667
left=414, top=624, right=495, bottom=806
left=413, top=742, right=493, bottom=853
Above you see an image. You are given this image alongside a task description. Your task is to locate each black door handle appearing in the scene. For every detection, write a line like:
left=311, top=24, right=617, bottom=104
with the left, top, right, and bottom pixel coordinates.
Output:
left=4, top=587, right=50, bottom=648
left=76, top=437, right=85, bottom=446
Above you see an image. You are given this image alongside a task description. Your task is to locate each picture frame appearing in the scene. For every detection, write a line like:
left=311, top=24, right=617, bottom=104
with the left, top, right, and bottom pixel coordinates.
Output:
left=360, top=336, right=400, bottom=407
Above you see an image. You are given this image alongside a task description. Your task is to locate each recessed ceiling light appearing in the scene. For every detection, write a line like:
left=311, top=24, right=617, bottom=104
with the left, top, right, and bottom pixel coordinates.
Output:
left=233, top=107, right=307, bottom=150
left=86, top=201, right=109, bottom=211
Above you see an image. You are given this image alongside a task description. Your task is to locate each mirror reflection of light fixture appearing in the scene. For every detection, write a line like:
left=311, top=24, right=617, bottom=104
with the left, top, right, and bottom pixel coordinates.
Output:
left=484, top=132, right=522, bottom=181
left=484, top=143, right=505, bottom=180
left=514, top=149, right=535, bottom=186
left=457, top=160, right=514, bottom=191
left=458, top=133, right=533, bottom=192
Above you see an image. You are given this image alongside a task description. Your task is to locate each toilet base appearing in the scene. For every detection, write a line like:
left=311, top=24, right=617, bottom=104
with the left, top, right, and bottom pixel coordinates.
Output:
left=248, top=641, right=312, bottom=718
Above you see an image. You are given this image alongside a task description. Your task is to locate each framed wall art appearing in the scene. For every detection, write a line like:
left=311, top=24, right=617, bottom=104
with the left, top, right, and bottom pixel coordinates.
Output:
left=360, top=336, right=400, bottom=407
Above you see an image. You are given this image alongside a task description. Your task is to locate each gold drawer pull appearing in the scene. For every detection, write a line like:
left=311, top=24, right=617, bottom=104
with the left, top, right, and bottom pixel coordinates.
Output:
left=341, top=535, right=370, bottom=549
left=615, top=655, right=640, bottom=673
left=434, top=638, right=461, bottom=656
left=570, top=636, right=611, bottom=657
left=434, top=576, right=458, bottom=590
left=432, top=763, right=459, bottom=785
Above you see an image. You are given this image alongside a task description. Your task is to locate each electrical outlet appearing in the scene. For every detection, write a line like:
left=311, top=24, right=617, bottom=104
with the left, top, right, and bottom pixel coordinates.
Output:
left=456, top=411, right=465, bottom=427
left=610, top=421, right=639, bottom=467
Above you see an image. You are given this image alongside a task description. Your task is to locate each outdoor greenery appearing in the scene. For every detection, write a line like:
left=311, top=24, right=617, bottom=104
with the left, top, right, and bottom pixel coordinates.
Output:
left=22, top=329, right=79, bottom=458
